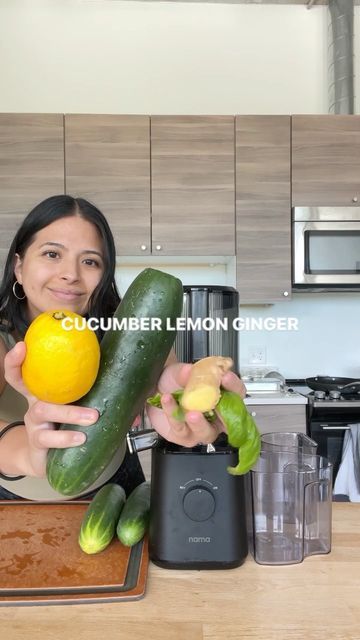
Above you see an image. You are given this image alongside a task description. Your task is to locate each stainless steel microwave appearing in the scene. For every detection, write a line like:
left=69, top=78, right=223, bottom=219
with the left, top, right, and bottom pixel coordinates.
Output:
left=292, top=207, right=360, bottom=290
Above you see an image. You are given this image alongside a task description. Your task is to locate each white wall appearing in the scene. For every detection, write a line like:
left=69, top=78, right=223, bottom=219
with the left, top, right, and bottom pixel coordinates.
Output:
left=239, top=293, right=360, bottom=379
left=1, top=0, right=360, bottom=379
left=2, top=0, right=359, bottom=115
left=115, top=258, right=360, bottom=380
left=115, top=255, right=235, bottom=294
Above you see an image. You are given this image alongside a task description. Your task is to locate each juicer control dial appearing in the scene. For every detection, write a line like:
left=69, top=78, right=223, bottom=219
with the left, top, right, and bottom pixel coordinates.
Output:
left=182, top=487, right=215, bottom=521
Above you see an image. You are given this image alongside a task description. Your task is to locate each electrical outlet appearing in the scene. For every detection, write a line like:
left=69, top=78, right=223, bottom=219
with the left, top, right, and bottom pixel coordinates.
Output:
left=248, top=346, right=267, bottom=365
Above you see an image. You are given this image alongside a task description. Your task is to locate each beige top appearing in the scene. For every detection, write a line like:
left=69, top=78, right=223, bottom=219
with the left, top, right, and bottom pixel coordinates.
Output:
left=0, top=329, right=126, bottom=500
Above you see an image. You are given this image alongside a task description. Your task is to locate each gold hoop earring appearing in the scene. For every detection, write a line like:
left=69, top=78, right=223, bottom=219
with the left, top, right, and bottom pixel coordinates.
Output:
left=12, top=280, right=26, bottom=301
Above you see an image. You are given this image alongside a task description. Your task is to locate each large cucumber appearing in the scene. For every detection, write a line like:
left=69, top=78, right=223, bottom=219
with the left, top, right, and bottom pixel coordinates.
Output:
left=116, top=481, right=151, bottom=547
left=78, top=483, right=126, bottom=555
left=46, top=268, right=183, bottom=496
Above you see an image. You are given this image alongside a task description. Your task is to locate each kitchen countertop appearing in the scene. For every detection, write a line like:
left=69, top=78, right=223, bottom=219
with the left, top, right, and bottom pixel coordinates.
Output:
left=2, top=503, right=359, bottom=640
left=244, top=391, right=308, bottom=405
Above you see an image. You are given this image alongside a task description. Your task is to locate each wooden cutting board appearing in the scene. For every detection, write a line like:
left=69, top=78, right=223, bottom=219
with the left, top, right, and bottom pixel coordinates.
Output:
left=0, top=501, right=148, bottom=606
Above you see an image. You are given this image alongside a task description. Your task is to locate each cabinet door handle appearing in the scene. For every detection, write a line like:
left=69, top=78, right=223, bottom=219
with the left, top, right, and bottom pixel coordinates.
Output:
left=352, top=196, right=358, bottom=203
left=283, top=291, right=289, bottom=297
left=250, top=411, right=257, bottom=417
left=140, top=245, right=147, bottom=251
left=155, top=244, right=162, bottom=251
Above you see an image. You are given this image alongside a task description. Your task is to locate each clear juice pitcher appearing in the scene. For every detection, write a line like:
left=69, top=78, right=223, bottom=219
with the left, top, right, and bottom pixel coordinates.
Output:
left=248, top=451, right=332, bottom=565
left=261, top=431, right=318, bottom=455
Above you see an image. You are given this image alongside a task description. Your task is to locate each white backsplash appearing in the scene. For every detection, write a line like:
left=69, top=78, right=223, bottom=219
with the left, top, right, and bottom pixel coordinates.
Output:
left=115, top=259, right=360, bottom=380
left=239, top=292, right=360, bottom=379
left=115, top=255, right=236, bottom=296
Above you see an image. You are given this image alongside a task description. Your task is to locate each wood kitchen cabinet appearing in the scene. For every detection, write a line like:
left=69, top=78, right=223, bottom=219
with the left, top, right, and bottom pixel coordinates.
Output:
left=235, top=116, right=291, bottom=303
left=66, top=115, right=235, bottom=257
left=0, top=113, right=64, bottom=270
left=292, top=115, right=360, bottom=206
left=246, top=404, right=307, bottom=435
left=65, top=114, right=151, bottom=256
left=151, top=116, right=235, bottom=255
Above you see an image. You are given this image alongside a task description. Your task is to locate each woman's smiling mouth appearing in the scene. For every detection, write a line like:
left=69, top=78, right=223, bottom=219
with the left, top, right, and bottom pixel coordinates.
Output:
left=49, top=288, right=84, bottom=301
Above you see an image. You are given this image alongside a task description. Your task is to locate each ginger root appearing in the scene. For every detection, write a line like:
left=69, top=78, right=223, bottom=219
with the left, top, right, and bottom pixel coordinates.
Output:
left=180, top=356, right=233, bottom=413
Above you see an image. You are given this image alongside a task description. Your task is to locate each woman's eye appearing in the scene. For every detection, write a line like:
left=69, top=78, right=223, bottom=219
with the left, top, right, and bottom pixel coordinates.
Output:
left=43, top=251, right=59, bottom=259
left=83, top=258, right=100, bottom=267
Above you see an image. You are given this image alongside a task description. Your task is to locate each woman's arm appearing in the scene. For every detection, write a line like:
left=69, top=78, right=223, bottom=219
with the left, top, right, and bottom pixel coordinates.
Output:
left=0, top=337, right=8, bottom=395
left=0, top=342, right=98, bottom=478
left=0, top=422, right=34, bottom=477
left=0, top=338, right=31, bottom=475
left=164, top=347, right=178, bottom=367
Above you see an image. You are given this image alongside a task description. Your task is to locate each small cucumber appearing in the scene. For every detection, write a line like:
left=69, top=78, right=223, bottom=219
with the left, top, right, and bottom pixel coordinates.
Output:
left=116, top=481, right=151, bottom=547
left=78, top=483, right=126, bottom=554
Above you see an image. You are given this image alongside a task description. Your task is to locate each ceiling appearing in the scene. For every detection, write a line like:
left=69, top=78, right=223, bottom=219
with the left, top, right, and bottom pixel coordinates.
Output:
left=227, top=0, right=360, bottom=4
left=129, top=1, right=360, bottom=5
left=108, top=0, right=360, bottom=5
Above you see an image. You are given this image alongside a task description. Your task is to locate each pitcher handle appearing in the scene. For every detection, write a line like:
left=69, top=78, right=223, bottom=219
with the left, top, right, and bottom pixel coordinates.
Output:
left=303, top=478, right=332, bottom=558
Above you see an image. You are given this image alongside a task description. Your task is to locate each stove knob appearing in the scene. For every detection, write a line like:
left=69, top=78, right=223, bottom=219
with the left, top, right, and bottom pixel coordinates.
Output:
left=314, top=390, right=326, bottom=400
left=183, top=487, right=215, bottom=522
left=329, top=390, right=341, bottom=400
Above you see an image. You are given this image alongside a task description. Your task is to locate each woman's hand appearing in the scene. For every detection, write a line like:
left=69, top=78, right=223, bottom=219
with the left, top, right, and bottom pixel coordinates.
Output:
left=146, top=362, right=246, bottom=447
left=4, top=342, right=98, bottom=477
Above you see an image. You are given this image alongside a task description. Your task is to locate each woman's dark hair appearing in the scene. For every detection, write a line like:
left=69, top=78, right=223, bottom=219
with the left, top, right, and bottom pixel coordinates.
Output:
left=0, top=195, right=121, bottom=338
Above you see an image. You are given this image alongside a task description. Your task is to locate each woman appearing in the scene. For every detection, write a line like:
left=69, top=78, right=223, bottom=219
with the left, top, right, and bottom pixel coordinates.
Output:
left=0, top=195, right=245, bottom=501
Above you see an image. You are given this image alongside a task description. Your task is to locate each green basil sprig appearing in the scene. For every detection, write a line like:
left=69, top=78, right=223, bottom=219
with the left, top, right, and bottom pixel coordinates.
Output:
left=147, top=389, right=260, bottom=475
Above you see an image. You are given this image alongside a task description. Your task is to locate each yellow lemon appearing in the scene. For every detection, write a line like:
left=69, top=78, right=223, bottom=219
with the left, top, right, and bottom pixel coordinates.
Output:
left=22, top=310, right=100, bottom=404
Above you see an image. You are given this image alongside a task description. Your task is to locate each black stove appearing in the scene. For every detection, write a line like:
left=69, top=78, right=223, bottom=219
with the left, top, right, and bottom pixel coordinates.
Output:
left=308, top=389, right=360, bottom=409
left=306, top=390, right=360, bottom=488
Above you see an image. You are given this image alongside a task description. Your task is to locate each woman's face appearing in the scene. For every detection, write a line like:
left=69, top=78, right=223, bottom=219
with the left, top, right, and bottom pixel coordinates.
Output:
left=14, top=215, right=105, bottom=321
